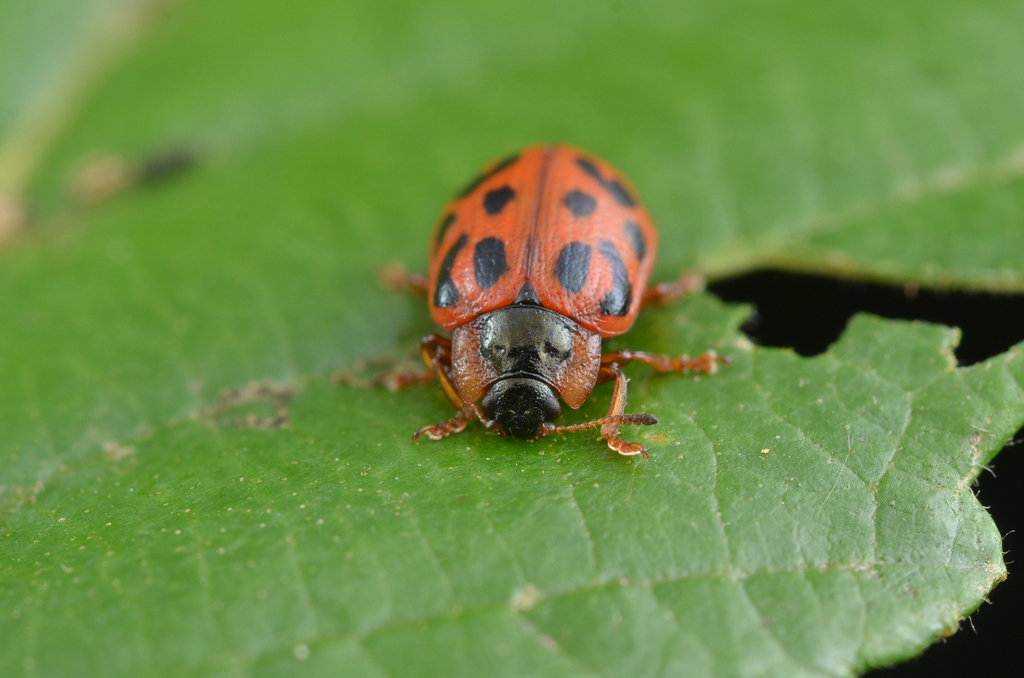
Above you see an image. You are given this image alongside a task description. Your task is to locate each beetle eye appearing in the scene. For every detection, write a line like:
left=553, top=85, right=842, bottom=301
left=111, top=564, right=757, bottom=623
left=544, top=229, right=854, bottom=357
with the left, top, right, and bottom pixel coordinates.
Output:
left=541, top=339, right=568, bottom=360
left=546, top=326, right=573, bottom=356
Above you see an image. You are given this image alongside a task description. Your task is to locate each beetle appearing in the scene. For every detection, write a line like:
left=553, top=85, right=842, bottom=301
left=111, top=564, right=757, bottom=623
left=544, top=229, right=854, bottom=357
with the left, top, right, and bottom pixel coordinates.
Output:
left=381, top=145, right=726, bottom=457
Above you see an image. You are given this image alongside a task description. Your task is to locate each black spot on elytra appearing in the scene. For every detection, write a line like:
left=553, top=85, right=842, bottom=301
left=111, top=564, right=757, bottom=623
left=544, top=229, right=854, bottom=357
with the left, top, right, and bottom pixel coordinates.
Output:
left=576, top=157, right=636, bottom=207
left=483, top=186, right=515, bottom=215
left=434, top=234, right=467, bottom=308
left=515, top=282, right=540, bottom=305
left=605, top=180, right=635, bottom=208
left=434, top=213, right=456, bottom=250
left=598, top=240, right=632, bottom=316
left=456, top=153, right=520, bottom=198
left=563, top=190, right=597, bottom=218
left=473, top=237, right=508, bottom=289
left=555, top=242, right=592, bottom=293
left=575, top=158, right=601, bottom=182
left=624, top=221, right=646, bottom=261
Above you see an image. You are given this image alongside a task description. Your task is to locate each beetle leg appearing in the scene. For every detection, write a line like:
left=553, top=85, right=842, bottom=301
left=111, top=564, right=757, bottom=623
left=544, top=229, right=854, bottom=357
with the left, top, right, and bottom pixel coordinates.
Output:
left=413, top=405, right=474, bottom=442
left=538, top=363, right=655, bottom=458
left=641, top=270, right=705, bottom=308
left=379, top=261, right=430, bottom=298
left=411, top=335, right=492, bottom=443
left=371, top=333, right=450, bottom=390
left=596, top=364, right=650, bottom=457
left=373, top=369, right=433, bottom=390
left=601, top=348, right=729, bottom=375
left=538, top=413, right=657, bottom=437
left=420, top=334, right=463, bottom=410
left=468, top=403, right=504, bottom=435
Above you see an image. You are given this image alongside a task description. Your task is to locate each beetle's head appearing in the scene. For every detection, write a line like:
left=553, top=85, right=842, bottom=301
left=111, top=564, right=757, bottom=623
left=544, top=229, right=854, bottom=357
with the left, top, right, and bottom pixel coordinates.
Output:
left=479, top=377, right=562, bottom=438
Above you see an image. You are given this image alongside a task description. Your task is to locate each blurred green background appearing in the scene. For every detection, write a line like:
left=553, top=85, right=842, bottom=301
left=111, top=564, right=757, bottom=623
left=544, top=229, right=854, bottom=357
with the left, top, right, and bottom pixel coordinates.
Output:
left=2, top=1, right=1023, bottom=677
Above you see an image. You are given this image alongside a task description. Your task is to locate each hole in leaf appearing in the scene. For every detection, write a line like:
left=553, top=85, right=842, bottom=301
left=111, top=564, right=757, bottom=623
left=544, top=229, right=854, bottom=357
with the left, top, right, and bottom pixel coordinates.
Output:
left=709, top=270, right=1024, bottom=366
left=709, top=270, right=1024, bottom=677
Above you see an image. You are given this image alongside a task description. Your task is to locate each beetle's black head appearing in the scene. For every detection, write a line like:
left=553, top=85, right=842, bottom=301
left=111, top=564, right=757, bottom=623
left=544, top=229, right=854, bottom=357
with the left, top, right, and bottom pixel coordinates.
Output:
left=474, top=305, right=575, bottom=438
left=480, top=377, right=562, bottom=438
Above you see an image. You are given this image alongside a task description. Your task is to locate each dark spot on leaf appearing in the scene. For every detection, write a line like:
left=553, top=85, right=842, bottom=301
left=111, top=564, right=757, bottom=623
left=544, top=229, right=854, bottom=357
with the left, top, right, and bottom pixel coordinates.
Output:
left=139, top=147, right=197, bottom=184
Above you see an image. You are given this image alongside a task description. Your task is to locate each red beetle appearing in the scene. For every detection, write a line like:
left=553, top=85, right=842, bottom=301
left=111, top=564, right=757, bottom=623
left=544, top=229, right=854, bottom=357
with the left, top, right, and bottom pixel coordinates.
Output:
left=382, top=145, right=725, bottom=457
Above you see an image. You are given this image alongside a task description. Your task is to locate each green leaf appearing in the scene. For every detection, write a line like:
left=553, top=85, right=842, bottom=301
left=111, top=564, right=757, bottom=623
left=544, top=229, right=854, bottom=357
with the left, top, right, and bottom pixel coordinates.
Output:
left=2, top=1, right=1024, bottom=676
left=3, top=303, right=1022, bottom=677
left=0, top=0, right=150, bottom=230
